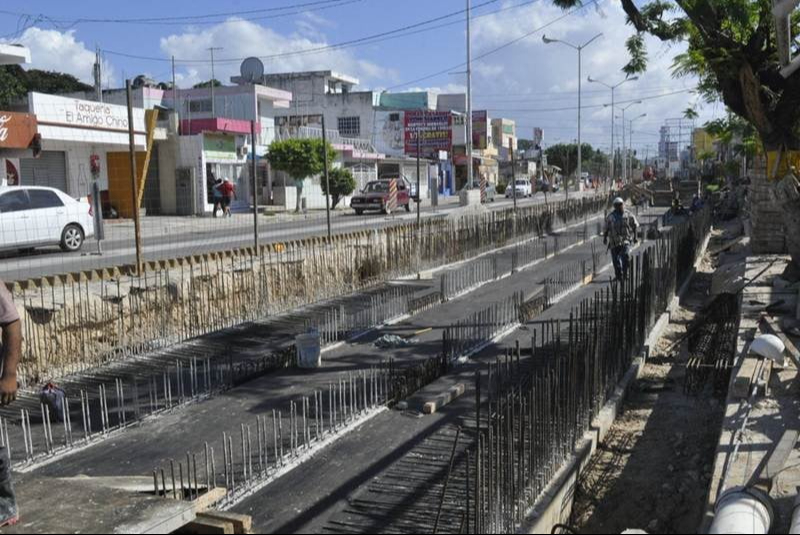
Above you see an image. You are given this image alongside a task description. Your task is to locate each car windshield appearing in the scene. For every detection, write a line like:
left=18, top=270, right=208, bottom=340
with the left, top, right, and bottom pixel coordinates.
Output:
left=515, top=180, right=528, bottom=186
left=364, top=182, right=390, bottom=194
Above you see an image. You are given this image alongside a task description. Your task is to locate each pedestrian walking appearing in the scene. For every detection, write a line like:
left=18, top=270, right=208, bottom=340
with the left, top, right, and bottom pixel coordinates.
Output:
left=219, top=178, right=236, bottom=218
left=603, top=197, right=639, bottom=281
left=212, top=179, right=223, bottom=218
left=0, top=281, right=20, bottom=527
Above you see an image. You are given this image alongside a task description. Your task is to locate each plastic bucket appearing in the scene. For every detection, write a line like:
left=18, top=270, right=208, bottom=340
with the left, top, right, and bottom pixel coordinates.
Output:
left=296, top=332, right=322, bottom=369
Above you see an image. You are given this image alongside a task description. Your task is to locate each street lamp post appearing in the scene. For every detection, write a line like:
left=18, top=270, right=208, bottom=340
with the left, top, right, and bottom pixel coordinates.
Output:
left=605, top=100, right=642, bottom=185
left=543, top=32, right=603, bottom=200
left=628, top=113, right=647, bottom=181
left=587, top=75, right=638, bottom=183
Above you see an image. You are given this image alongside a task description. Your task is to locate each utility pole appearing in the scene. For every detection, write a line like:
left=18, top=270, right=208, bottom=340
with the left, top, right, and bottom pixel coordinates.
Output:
left=466, top=0, right=474, bottom=189
left=126, top=79, right=143, bottom=276
left=208, top=47, right=223, bottom=118
left=510, top=136, right=517, bottom=211
left=251, top=119, right=259, bottom=254
left=416, top=121, right=422, bottom=228
left=94, top=47, right=103, bottom=103
left=321, top=115, right=332, bottom=240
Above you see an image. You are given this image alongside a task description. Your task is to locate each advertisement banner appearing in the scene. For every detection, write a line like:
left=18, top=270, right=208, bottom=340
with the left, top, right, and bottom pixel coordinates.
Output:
left=404, top=111, right=452, bottom=158
left=0, top=112, right=38, bottom=150
left=374, top=111, right=405, bottom=158
left=473, top=110, right=488, bottom=150
left=203, top=134, right=238, bottom=161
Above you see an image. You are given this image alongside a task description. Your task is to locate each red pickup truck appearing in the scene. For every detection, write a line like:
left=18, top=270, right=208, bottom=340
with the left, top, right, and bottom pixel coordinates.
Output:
left=350, top=178, right=412, bottom=215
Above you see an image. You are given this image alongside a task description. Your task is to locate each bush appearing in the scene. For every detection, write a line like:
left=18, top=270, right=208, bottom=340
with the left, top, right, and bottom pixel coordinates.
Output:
left=321, top=167, right=357, bottom=209
left=496, top=183, right=508, bottom=195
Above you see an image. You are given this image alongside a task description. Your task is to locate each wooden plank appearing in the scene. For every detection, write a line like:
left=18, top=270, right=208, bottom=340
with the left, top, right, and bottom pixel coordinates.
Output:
left=760, top=316, right=800, bottom=369
left=191, top=487, right=227, bottom=513
left=732, top=356, right=760, bottom=399
left=753, top=429, right=800, bottom=491
left=198, top=511, right=252, bottom=534
left=423, top=383, right=465, bottom=415
left=184, top=517, right=235, bottom=535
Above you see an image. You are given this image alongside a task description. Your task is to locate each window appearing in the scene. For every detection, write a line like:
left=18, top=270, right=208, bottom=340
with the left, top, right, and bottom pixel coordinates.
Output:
left=0, top=191, right=30, bottom=213
left=188, top=99, right=213, bottom=113
left=338, top=116, right=361, bottom=138
left=28, top=190, right=64, bottom=210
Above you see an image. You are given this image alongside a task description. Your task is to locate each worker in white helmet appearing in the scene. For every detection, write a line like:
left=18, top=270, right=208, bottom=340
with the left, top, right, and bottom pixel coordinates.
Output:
left=604, top=197, right=640, bottom=281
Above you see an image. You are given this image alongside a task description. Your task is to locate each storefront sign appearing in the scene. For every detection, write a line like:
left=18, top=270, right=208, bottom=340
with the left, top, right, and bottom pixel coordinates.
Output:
left=204, top=134, right=238, bottom=161
left=29, top=93, right=146, bottom=146
left=404, top=111, right=452, bottom=158
left=0, top=112, right=38, bottom=149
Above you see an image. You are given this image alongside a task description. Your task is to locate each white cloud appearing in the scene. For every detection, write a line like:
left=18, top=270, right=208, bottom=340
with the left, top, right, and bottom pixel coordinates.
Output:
left=469, top=0, right=718, bottom=151
left=160, top=18, right=396, bottom=88
left=3, top=27, right=115, bottom=86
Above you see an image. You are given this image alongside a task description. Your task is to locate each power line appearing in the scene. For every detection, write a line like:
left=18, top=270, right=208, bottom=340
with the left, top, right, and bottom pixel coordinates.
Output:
left=98, top=0, right=545, bottom=66
left=484, top=88, right=696, bottom=113
left=0, top=0, right=361, bottom=26
left=383, top=0, right=597, bottom=91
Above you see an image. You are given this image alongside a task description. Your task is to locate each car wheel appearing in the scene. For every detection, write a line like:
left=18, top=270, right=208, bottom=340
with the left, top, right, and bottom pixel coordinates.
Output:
left=60, top=224, right=84, bottom=252
left=404, top=203, right=411, bottom=213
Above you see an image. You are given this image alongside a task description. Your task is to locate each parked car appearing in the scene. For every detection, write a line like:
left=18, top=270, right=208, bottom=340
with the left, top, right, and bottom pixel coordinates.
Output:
left=460, top=183, right=497, bottom=203
left=0, top=186, right=95, bottom=253
left=505, top=178, right=533, bottom=199
left=350, top=178, right=412, bottom=215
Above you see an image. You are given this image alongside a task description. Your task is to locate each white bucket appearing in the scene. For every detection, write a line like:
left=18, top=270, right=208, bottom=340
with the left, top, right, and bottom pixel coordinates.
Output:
left=296, top=331, right=322, bottom=369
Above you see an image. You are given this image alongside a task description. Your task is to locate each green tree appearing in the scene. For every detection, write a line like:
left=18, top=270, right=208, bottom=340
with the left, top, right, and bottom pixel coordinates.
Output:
left=267, top=138, right=337, bottom=212
left=321, top=167, right=357, bottom=209
left=0, top=65, right=92, bottom=107
left=0, top=67, right=26, bottom=108
left=545, top=143, right=604, bottom=178
left=193, top=79, right=223, bottom=89
left=552, top=0, right=800, bottom=152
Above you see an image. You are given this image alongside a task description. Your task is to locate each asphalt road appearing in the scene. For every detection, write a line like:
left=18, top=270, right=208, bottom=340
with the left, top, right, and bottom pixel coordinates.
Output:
left=0, top=192, right=585, bottom=282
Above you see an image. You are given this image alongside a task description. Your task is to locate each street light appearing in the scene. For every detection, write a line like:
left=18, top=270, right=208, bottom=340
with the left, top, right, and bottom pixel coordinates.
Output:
left=605, top=100, right=642, bottom=184
left=628, top=113, right=647, bottom=181
left=543, top=32, right=603, bottom=200
left=587, top=75, right=638, bottom=181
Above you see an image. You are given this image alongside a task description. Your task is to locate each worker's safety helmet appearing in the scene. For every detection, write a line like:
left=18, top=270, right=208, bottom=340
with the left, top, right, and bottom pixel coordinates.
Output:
left=613, top=197, right=624, bottom=207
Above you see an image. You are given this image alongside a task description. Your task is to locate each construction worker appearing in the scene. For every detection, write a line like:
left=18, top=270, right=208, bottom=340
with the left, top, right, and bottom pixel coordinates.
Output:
left=604, top=197, right=640, bottom=281
left=0, top=280, right=19, bottom=527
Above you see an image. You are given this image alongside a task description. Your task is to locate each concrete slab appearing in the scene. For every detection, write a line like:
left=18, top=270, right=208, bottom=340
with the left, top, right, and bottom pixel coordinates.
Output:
left=4, top=475, right=195, bottom=534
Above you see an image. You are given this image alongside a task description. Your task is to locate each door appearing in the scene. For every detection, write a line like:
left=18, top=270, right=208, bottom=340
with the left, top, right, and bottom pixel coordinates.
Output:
left=27, top=189, right=67, bottom=245
left=0, top=190, right=33, bottom=249
left=20, top=152, right=68, bottom=193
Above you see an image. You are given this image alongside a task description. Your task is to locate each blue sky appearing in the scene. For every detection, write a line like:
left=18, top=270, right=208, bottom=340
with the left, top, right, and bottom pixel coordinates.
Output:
left=0, top=0, right=719, bottom=154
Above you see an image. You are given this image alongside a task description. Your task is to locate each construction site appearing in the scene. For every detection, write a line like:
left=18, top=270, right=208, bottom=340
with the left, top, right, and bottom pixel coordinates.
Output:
left=0, top=167, right=792, bottom=535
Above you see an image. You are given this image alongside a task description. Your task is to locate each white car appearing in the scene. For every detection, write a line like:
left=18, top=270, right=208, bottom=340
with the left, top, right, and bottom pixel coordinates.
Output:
left=505, top=178, right=533, bottom=198
left=0, top=186, right=95, bottom=253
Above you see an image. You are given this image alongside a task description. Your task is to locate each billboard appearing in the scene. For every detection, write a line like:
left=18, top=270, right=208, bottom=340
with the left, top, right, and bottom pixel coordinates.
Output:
left=404, top=111, right=452, bottom=158
left=374, top=111, right=406, bottom=158
left=473, top=110, right=488, bottom=150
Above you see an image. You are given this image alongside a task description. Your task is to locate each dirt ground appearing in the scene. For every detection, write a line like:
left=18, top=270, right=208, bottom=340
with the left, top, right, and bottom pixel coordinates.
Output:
left=569, top=233, right=731, bottom=534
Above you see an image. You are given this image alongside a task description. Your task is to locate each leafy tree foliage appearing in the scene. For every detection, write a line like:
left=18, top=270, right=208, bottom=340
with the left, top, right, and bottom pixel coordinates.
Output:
left=0, top=65, right=92, bottom=107
left=321, top=167, right=357, bottom=209
left=554, top=0, right=800, bottom=150
left=267, top=138, right=337, bottom=212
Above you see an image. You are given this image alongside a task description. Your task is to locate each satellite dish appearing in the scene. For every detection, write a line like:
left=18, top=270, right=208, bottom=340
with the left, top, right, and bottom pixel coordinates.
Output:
left=240, top=57, right=265, bottom=83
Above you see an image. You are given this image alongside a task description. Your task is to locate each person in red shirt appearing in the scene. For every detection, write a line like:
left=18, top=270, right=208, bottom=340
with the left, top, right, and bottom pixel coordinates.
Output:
left=219, top=178, right=236, bottom=218
left=0, top=281, right=20, bottom=527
